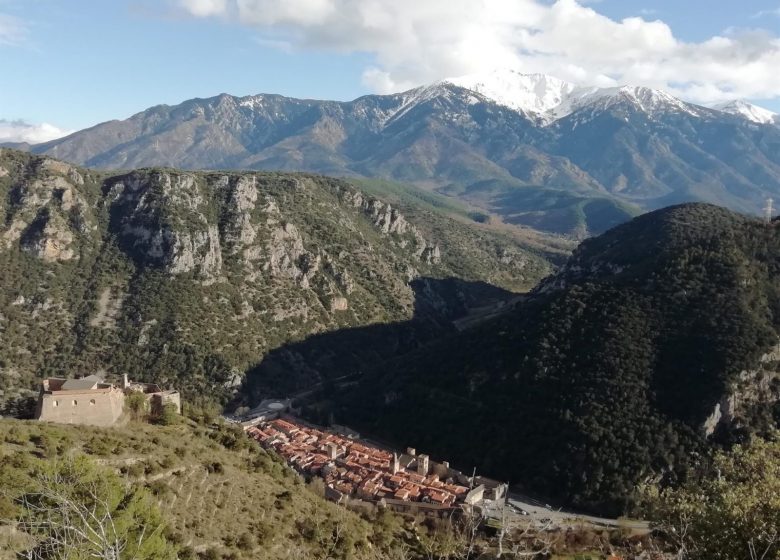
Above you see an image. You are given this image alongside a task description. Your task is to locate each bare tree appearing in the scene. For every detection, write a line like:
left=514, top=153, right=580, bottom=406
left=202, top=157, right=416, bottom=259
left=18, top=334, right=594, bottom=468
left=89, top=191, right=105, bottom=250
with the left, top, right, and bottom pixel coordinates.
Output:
left=749, top=529, right=778, bottom=560
left=16, top=484, right=126, bottom=560
left=500, top=518, right=555, bottom=558
left=9, top=457, right=172, bottom=560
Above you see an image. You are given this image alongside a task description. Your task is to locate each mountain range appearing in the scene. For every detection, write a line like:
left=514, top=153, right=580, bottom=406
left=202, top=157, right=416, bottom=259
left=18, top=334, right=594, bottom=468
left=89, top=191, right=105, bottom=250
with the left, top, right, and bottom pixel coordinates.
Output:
left=21, top=69, right=780, bottom=237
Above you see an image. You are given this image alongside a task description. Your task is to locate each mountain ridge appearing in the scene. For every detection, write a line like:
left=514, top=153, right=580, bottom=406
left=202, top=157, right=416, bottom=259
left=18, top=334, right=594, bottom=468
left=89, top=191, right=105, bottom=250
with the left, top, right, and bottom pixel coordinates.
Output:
left=334, top=202, right=780, bottom=515
left=18, top=71, right=780, bottom=238
left=713, top=99, right=779, bottom=125
left=443, top=69, right=702, bottom=123
left=0, top=148, right=552, bottom=415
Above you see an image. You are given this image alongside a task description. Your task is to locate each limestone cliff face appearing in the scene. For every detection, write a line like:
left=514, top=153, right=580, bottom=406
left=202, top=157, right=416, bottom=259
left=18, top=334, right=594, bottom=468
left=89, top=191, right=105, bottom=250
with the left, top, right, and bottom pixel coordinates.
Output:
left=337, top=187, right=441, bottom=265
left=1, top=158, right=94, bottom=261
left=106, top=172, right=224, bottom=278
left=266, top=222, right=320, bottom=288
left=1, top=150, right=551, bottom=412
left=100, top=171, right=445, bottom=282
left=218, top=175, right=259, bottom=251
left=702, top=341, right=780, bottom=437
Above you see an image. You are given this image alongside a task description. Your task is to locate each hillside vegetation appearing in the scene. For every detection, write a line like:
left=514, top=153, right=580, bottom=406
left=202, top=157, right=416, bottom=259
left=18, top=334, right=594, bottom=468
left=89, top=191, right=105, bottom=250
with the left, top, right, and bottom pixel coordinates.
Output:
left=645, top=432, right=780, bottom=560
left=0, top=418, right=419, bottom=559
left=338, top=204, right=780, bottom=515
left=0, top=148, right=554, bottom=414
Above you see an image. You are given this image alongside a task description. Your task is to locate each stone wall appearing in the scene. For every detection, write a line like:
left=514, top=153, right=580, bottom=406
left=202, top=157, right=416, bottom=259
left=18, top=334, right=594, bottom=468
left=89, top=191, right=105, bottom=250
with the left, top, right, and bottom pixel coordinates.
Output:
left=37, top=388, right=125, bottom=427
left=148, top=390, right=181, bottom=415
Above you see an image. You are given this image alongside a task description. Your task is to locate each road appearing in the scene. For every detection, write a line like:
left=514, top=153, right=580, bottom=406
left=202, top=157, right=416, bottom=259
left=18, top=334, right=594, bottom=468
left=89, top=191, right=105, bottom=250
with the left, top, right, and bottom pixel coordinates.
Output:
left=493, top=492, right=649, bottom=531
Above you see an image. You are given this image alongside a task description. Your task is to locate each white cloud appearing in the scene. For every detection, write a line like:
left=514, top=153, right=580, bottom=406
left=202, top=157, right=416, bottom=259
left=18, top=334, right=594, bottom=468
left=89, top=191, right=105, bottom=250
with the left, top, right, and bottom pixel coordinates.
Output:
left=0, top=13, right=27, bottom=45
left=752, top=7, right=780, bottom=19
left=0, top=120, right=73, bottom=144
left=178, top=0, right=228, bottom=17
left=176, top=0, right=780, bottom=104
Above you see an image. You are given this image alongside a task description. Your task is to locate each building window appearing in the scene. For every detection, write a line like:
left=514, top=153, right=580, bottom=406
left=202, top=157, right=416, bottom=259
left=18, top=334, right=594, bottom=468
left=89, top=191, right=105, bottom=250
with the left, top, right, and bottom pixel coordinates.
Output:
left=90, top=399, right=96, bottom=406
left=72, top=400, right=78, bottom=406
left=52, top=400, right=59, bottom=407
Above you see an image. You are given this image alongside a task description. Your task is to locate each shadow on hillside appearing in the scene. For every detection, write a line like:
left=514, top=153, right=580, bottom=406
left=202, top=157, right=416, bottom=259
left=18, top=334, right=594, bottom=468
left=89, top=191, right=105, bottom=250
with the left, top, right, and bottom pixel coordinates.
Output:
left=236, top=277, right=516, bottom=406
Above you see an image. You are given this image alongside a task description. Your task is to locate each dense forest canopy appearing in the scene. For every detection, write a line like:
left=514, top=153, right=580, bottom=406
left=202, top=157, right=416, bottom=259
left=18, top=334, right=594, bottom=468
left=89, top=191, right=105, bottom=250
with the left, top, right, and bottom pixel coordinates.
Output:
left=338, top=204, right=780, bottom=515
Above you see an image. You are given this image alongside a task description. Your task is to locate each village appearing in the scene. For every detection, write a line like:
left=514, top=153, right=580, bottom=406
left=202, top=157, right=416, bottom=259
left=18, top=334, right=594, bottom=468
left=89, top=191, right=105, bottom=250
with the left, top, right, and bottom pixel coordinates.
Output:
left=27, top=374, right=647, bottom=532
left=244, top=412, right=508, bottom=516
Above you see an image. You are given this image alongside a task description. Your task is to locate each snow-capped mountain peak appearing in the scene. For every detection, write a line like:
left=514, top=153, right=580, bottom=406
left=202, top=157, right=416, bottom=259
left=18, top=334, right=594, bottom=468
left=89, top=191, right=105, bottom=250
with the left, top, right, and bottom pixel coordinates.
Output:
left=444, top=70, right=578, bottom=120
left=441, top=69, right=696, bottom=124
left=712, top=99, right=778, bottom=125
left=568, top=85, right=698, bottom=116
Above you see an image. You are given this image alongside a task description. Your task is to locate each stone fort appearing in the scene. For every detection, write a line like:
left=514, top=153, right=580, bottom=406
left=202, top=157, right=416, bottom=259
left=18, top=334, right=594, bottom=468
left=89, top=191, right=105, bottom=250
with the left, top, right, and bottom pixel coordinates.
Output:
left=35, top=374, right=180, bottom=427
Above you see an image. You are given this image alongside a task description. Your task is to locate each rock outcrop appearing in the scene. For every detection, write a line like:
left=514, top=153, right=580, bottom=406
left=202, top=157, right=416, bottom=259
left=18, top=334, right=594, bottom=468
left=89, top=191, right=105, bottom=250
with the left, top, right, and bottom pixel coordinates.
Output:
left=267, top=222, right=320, bottom=288
left=703, top=341, right=780, bottom=437
left=106, top=172, right=223, bottom=278
left=20, top=210, right=76, bottom=262
left=0, top=150, right=552, bottom=416
left=337, top=187, right=440, bottom=264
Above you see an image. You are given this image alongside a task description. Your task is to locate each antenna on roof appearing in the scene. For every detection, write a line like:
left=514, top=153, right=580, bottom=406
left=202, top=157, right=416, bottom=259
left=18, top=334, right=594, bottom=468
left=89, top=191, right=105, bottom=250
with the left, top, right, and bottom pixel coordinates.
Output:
left=764, top=197, right=774, bottom=223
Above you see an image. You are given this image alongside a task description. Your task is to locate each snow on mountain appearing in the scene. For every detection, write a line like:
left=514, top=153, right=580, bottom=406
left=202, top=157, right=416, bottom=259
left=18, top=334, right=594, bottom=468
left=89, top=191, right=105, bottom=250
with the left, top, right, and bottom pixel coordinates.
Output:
left=562, top=85, right=701, bottom=120
left=443, top=69, right=699, bottom=124
left=445, top=70, right=580, bottom=121
left=712, top=100, right=778, bottom=125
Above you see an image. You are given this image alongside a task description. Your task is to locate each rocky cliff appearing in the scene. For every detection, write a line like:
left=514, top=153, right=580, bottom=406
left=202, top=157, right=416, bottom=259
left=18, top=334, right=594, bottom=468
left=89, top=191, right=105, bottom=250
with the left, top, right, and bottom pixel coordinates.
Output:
left=0, top=148, right=552, bottom=414
left=29, top=81, right=780, bottom=237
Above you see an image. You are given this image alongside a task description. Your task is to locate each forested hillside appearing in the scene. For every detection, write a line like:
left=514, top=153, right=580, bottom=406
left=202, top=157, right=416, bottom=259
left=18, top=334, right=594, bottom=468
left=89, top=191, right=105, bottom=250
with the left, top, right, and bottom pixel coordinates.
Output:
left=0, top=148, right=554, bottom=415
left=337, top=204, right=780, bottom=515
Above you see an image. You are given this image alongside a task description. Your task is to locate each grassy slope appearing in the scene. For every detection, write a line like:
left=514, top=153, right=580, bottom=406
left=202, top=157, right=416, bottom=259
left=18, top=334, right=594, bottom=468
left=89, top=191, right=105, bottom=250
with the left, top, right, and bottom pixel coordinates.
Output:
left=0, top=418, right=413, bottom=560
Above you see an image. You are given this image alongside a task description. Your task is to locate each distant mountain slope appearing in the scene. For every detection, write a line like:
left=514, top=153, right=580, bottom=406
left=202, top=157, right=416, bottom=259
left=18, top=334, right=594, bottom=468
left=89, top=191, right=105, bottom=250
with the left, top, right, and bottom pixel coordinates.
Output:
left=0, top=148, right=552, bottom=414
left=713, top=99, right=779, bottom=125
left=337, top=203, right=780, bottom=515
left=32, top=72, right=780, bottom=237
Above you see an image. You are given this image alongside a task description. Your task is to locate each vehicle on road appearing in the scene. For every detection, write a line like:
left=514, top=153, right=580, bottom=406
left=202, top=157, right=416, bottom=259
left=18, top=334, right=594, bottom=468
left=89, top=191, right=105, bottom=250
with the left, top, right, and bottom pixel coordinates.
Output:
left=508, top=504, right=529, bottom=516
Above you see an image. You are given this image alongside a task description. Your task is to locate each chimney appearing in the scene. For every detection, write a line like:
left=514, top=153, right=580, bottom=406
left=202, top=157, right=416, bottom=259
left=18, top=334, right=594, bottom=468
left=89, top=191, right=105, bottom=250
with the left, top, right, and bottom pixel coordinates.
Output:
left=122, top=374, right=129, bottom=390
left=327, top=443, right=338, bottom=460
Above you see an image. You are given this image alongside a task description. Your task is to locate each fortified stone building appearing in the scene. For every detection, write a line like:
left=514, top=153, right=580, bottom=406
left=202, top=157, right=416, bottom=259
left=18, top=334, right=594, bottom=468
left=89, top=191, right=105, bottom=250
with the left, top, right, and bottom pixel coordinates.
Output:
left=35, top=374, right=180, bottom=427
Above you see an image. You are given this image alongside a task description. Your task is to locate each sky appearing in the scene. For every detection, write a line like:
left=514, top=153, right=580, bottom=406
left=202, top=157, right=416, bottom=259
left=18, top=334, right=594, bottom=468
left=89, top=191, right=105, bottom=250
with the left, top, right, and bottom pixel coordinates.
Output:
left=2, top=0, right=780, bottom=142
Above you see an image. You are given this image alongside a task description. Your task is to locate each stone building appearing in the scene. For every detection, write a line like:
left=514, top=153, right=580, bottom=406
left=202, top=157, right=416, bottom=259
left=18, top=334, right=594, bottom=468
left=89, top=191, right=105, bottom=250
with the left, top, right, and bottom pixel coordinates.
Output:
left=35, top=375, right=125, bottom=427
left=122, top=374, right=181, bottom=416
left=35, top=374, right=180, bottom=427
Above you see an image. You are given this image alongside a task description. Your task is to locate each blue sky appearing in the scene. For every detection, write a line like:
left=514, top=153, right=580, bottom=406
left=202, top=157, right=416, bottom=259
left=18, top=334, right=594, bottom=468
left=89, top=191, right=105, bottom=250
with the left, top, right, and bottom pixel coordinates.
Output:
left=2, top=0, right=780, bottom=140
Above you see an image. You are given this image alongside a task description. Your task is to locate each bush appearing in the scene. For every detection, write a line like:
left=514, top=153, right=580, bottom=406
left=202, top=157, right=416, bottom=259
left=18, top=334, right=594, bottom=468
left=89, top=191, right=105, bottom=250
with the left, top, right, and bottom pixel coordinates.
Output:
left=646, top=433, right=780, bottom=560
left=236, top=532, right=254, bottom=551
left=155, top=402, right=179, bottom=426
left=199, top=547, right=220, bottom=560
left=126, top=391, right=149, bottom=419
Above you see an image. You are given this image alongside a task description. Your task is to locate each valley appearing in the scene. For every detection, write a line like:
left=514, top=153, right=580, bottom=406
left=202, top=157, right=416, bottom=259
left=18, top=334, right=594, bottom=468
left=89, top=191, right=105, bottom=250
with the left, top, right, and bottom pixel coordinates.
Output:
left=3, top=2, right=780, bottom=557
left=3, top=148, right=778, bottom=513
